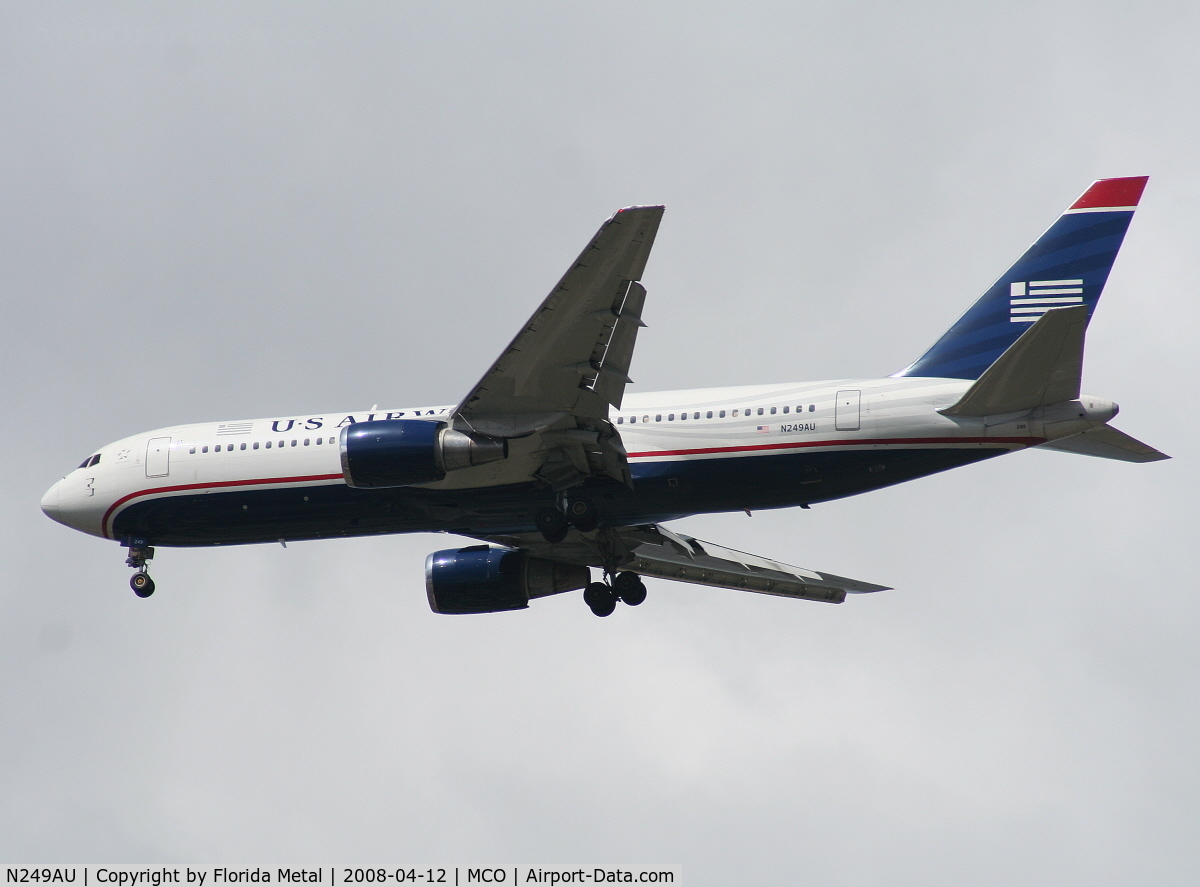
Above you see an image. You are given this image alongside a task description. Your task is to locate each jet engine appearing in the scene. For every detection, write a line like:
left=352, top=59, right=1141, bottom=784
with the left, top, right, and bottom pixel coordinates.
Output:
left=424, top=545, right=590, bottom=614
left=340, top=419, right=507, bottom=488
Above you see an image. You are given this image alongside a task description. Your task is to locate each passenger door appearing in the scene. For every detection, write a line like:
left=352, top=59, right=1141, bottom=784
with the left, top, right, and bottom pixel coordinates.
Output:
left=835, top=390, right=861, bottom=431
left=145, top=437, right=172, bottom=478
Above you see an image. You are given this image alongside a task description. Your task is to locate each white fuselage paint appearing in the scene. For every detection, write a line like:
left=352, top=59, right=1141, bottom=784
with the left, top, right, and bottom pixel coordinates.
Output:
left=40, top=376, right=1118, bottom=543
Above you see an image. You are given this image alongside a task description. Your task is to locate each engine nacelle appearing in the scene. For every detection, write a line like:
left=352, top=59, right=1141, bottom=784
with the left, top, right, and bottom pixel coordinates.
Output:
left=340, top=419, right=507, bottom=488
left=425, top=546, right=590, bottom=614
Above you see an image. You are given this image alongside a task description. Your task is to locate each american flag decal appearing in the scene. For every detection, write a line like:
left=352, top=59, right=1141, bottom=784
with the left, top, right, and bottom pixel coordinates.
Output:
left=756, top=425, right=770, bottom=433
left=1010, top=279, right=1084, bottom=322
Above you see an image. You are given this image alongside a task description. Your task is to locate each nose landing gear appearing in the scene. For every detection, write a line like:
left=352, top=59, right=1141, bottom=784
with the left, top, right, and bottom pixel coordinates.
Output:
left=130, top=571, right=155, bottom=598
left=125, top=542, right=156, bottom=598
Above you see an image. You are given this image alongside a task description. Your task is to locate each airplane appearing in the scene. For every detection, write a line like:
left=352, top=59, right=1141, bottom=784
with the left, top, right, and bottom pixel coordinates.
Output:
left=41, top=176, right=1168, bottom=617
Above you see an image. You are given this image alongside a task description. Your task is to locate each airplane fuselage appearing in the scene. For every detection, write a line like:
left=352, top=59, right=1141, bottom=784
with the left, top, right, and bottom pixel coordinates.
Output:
left=37, top=178, right=1161, bottom=613
left=41, top=376, right=1116, bottom=549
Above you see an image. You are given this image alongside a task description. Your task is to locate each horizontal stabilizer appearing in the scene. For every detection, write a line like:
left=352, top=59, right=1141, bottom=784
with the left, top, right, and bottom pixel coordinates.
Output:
left=940, top=305, right=1087, bottom=417
left=1039, top=424, right=1170, bottom=463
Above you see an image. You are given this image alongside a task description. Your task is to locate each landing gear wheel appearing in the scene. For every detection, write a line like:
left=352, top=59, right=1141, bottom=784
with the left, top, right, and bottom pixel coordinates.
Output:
left=583, top=581, right=617, bottom=617
left=535, top=507, right=569, bottom=543
left=130, top=572, right=155, bottom=598
left=565, top=497, right=598, bottom=532
left=614, top=571, right=647, bottom=606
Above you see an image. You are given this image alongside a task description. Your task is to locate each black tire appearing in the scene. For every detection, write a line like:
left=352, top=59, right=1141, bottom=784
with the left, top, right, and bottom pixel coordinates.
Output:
left=566, top=497, right=598, bottom=532
left=130, top=573, right=155, bottom=598
left=614, top=571, right=647, bottom=606
left=535, top=507, right=569, bottom=543
left=583, top=581, right=617, bottom=617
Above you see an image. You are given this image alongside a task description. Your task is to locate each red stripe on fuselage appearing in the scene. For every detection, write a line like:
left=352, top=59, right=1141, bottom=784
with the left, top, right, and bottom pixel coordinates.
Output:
left=102, top=473, right=344, bottom=539
left=626, top=436, right=1044, bottom=459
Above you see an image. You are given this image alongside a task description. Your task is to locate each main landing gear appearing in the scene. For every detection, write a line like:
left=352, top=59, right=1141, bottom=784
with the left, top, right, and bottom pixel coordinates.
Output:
left=583, top=571, right=647, bottom=617
left=535, top=496, right=598, bottom=543
left=126, top=542, right=156, bottom=598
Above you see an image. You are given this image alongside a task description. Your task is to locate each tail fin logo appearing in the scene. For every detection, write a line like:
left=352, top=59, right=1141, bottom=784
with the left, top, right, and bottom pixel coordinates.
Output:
left=894, top=177, right=1146, bottom=380
left=1010, top=280, right=1084, bottom=322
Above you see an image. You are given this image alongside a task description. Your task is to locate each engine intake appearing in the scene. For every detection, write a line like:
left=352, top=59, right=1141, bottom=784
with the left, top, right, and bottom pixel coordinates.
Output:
left=340, top=419, right=507, bottom=488
left=425, top=546, right=590, bottom=614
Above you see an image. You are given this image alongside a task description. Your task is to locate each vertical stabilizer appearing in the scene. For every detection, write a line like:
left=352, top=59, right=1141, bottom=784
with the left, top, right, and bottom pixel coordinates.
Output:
left=896, top=176, right=1147, bottom=380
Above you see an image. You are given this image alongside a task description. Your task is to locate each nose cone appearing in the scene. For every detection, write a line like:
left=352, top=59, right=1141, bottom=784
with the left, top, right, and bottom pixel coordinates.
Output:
left=41, top=479, right=62, bottom=520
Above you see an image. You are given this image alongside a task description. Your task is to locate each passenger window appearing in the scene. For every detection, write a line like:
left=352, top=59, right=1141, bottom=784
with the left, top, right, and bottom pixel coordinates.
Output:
left=706, top=411, right=713, bottom=419
left=291, top=440, right=297, bottom=447
left=678, top=413, right=685, bottom=420
left=656, top=415, right=662, bottom=422
left=253, top=442, right=259, bottom=450
left=316, top=437, right=323, bottom=444
left=304, top=439, right=310, bottom=446
left=643, top=416, right=649, bottom=423
left=202, top=446, right=209, bottom=453
left=719, top=410, right=726, bottom=418
left=732, top=409, right=739, bottom=417
left=265, top=441, right=272, bottom=449
left=770, top=407, right=777, bottom=415
left=783, top=406, right=790, bottom=414
left=629, top=416, right=636, bottom=423
left=240, top=443, right=246, bottom=450
left=227, top=444, right=234, bottom=452
left=809, top=404, right=815, bottom=412
left=617, top=416, right=624, bottom=424
left=189, top=447, right=196, bottom=454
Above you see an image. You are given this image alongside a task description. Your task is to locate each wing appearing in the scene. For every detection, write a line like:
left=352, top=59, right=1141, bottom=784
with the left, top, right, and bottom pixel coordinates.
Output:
left=439, top=205, right=663, bottom=491
left=476, top=524, right=891, bottom=604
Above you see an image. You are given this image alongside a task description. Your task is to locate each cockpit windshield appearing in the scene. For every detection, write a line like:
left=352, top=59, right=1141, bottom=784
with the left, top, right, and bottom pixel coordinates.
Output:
left=77, top=454, right=101, bottom=469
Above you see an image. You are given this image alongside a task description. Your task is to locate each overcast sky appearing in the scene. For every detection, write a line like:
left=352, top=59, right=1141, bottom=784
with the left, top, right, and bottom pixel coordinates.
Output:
left=3, top=2, right=1198, bottom=882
